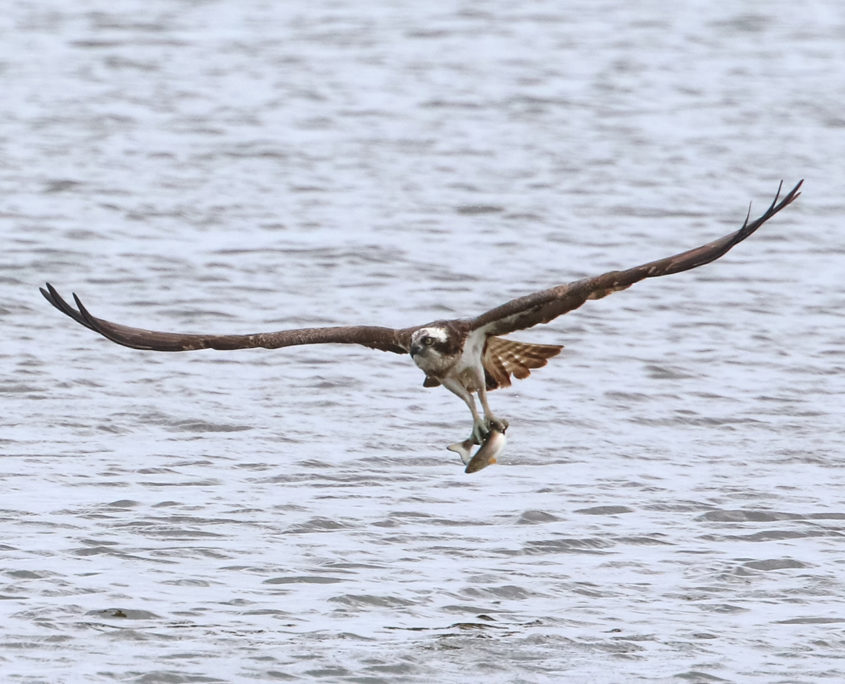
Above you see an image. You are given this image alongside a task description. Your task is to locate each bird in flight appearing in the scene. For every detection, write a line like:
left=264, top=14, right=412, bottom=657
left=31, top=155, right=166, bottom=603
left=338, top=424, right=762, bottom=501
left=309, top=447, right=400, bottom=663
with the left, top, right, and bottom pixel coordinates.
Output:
left=42, top=180, right=801, bottom=468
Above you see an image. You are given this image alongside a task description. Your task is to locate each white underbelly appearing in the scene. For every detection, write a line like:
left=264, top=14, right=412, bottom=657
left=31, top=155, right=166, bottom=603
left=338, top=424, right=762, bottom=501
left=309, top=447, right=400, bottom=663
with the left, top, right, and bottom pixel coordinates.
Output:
left=454, top=332, right=485, bottom=391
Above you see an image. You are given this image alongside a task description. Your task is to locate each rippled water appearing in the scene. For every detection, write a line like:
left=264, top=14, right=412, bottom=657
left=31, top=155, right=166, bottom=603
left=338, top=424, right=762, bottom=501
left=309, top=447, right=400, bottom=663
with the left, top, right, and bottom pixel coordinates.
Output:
left=3, top=1, right=844, bottom=682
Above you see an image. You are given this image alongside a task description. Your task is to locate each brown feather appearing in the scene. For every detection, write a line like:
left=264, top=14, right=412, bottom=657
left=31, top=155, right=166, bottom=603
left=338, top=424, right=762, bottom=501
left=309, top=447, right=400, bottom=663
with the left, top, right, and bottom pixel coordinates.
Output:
left=482, top=336, right=564, bottom=390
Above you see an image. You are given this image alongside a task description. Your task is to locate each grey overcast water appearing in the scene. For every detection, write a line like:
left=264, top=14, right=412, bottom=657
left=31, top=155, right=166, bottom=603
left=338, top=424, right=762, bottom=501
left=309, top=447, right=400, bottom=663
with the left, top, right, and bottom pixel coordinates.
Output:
left=2, top=1, right=844, bottom=682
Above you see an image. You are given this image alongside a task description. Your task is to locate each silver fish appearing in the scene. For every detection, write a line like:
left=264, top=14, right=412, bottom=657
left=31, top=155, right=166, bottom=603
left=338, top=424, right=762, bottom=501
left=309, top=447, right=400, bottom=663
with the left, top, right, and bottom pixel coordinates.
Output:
left=463, top=427, right=507, bottom=474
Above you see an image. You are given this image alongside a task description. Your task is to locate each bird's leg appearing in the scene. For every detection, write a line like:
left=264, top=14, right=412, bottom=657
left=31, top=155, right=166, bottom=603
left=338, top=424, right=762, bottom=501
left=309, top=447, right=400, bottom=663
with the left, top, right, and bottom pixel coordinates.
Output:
left=477, top=384, right=508, bottom=434
left=463, top=394, right=488, bottom=444
left=441, top=378, right=487, bottom=444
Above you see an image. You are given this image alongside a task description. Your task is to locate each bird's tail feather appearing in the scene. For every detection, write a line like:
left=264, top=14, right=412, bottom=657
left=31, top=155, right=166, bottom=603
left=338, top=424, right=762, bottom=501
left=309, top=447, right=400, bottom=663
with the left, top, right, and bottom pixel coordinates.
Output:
left=483, top=336, right=563, bottom=390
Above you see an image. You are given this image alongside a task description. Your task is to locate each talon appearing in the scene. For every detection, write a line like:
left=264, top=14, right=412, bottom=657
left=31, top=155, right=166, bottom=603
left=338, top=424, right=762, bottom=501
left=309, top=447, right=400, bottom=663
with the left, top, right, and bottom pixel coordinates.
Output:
left=472, top=421, right=488, bottom=444
left=488, top=417, right=508, bottom=433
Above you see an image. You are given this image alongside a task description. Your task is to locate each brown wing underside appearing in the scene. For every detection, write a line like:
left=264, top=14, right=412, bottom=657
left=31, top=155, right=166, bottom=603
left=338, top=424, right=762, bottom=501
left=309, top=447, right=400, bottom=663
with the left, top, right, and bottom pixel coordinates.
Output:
left=39, top=283, right=413, bottom=354
left=469, top=180, right=803, bottom=338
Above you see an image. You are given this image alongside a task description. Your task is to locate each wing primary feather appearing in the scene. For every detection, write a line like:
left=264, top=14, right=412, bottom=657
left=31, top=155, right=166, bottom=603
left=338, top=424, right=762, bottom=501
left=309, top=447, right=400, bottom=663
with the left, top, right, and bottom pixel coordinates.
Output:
left=41, top=283, right=95, bottom=331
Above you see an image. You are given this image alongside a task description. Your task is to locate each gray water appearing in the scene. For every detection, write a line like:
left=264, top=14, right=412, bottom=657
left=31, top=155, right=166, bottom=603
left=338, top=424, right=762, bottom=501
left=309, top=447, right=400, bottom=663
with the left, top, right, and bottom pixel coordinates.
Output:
left=2, top=1, right=844, bottom=682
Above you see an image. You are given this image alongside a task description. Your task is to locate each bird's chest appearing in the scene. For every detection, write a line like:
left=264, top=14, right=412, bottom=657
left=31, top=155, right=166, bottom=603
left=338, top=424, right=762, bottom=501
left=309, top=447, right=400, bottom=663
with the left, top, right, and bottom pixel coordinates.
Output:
left=413, top=346, right=459, bottom=378
left=413, top=334, right=480, bottom=373
left=411, top=327, right=485, bottom=389
left=453, top=334, right=486, bottom=390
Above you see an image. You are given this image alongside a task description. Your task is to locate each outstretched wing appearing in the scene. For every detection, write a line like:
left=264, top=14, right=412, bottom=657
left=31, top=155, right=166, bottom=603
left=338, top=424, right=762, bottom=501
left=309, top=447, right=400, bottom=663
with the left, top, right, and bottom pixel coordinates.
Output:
left=40, top=283, right=413, bottom=354
left=470, top=180, right=802, bottom=337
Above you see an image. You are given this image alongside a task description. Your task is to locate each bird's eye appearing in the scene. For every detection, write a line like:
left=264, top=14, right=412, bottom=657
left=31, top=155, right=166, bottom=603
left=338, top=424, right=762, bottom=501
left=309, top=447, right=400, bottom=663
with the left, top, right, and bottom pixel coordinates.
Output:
left=422, top=336, right=434, bottom=346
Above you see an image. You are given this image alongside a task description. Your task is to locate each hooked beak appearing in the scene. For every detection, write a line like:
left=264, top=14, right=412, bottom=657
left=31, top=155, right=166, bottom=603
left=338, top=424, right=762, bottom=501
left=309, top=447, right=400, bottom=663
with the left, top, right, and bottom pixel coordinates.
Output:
left=410, top=343, right=423, bottom=357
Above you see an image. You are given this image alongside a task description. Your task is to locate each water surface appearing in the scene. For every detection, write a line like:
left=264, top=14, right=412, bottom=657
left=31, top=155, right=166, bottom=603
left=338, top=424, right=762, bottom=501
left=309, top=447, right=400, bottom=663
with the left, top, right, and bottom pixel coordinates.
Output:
left=2, top=1, right=844, bottom=682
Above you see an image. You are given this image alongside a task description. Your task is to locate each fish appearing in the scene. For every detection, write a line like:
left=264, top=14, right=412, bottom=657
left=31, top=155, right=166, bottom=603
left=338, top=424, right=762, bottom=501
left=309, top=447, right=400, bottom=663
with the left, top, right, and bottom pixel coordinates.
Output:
left=464, top=427, right=507, bottom=473
left=447, top=427, right=508, bottom=474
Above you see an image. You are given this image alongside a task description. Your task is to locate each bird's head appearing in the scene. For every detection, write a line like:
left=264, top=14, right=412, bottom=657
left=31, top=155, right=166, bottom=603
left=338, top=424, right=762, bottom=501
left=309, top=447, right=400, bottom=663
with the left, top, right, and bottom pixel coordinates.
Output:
left=411, top=324, right=467, bottom=377
left=410, top=325, right=451, bottom=360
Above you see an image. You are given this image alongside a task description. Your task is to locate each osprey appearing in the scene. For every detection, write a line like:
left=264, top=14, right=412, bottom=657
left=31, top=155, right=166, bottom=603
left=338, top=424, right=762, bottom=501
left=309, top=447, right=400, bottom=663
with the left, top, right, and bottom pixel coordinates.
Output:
left=42, top=181, right=801, bottom=460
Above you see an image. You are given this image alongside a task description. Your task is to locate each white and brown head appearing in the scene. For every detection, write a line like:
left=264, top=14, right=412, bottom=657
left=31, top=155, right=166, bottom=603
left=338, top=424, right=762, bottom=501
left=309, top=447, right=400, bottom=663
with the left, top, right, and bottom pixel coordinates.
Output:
left=409, top=323, right=464, bottom=376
